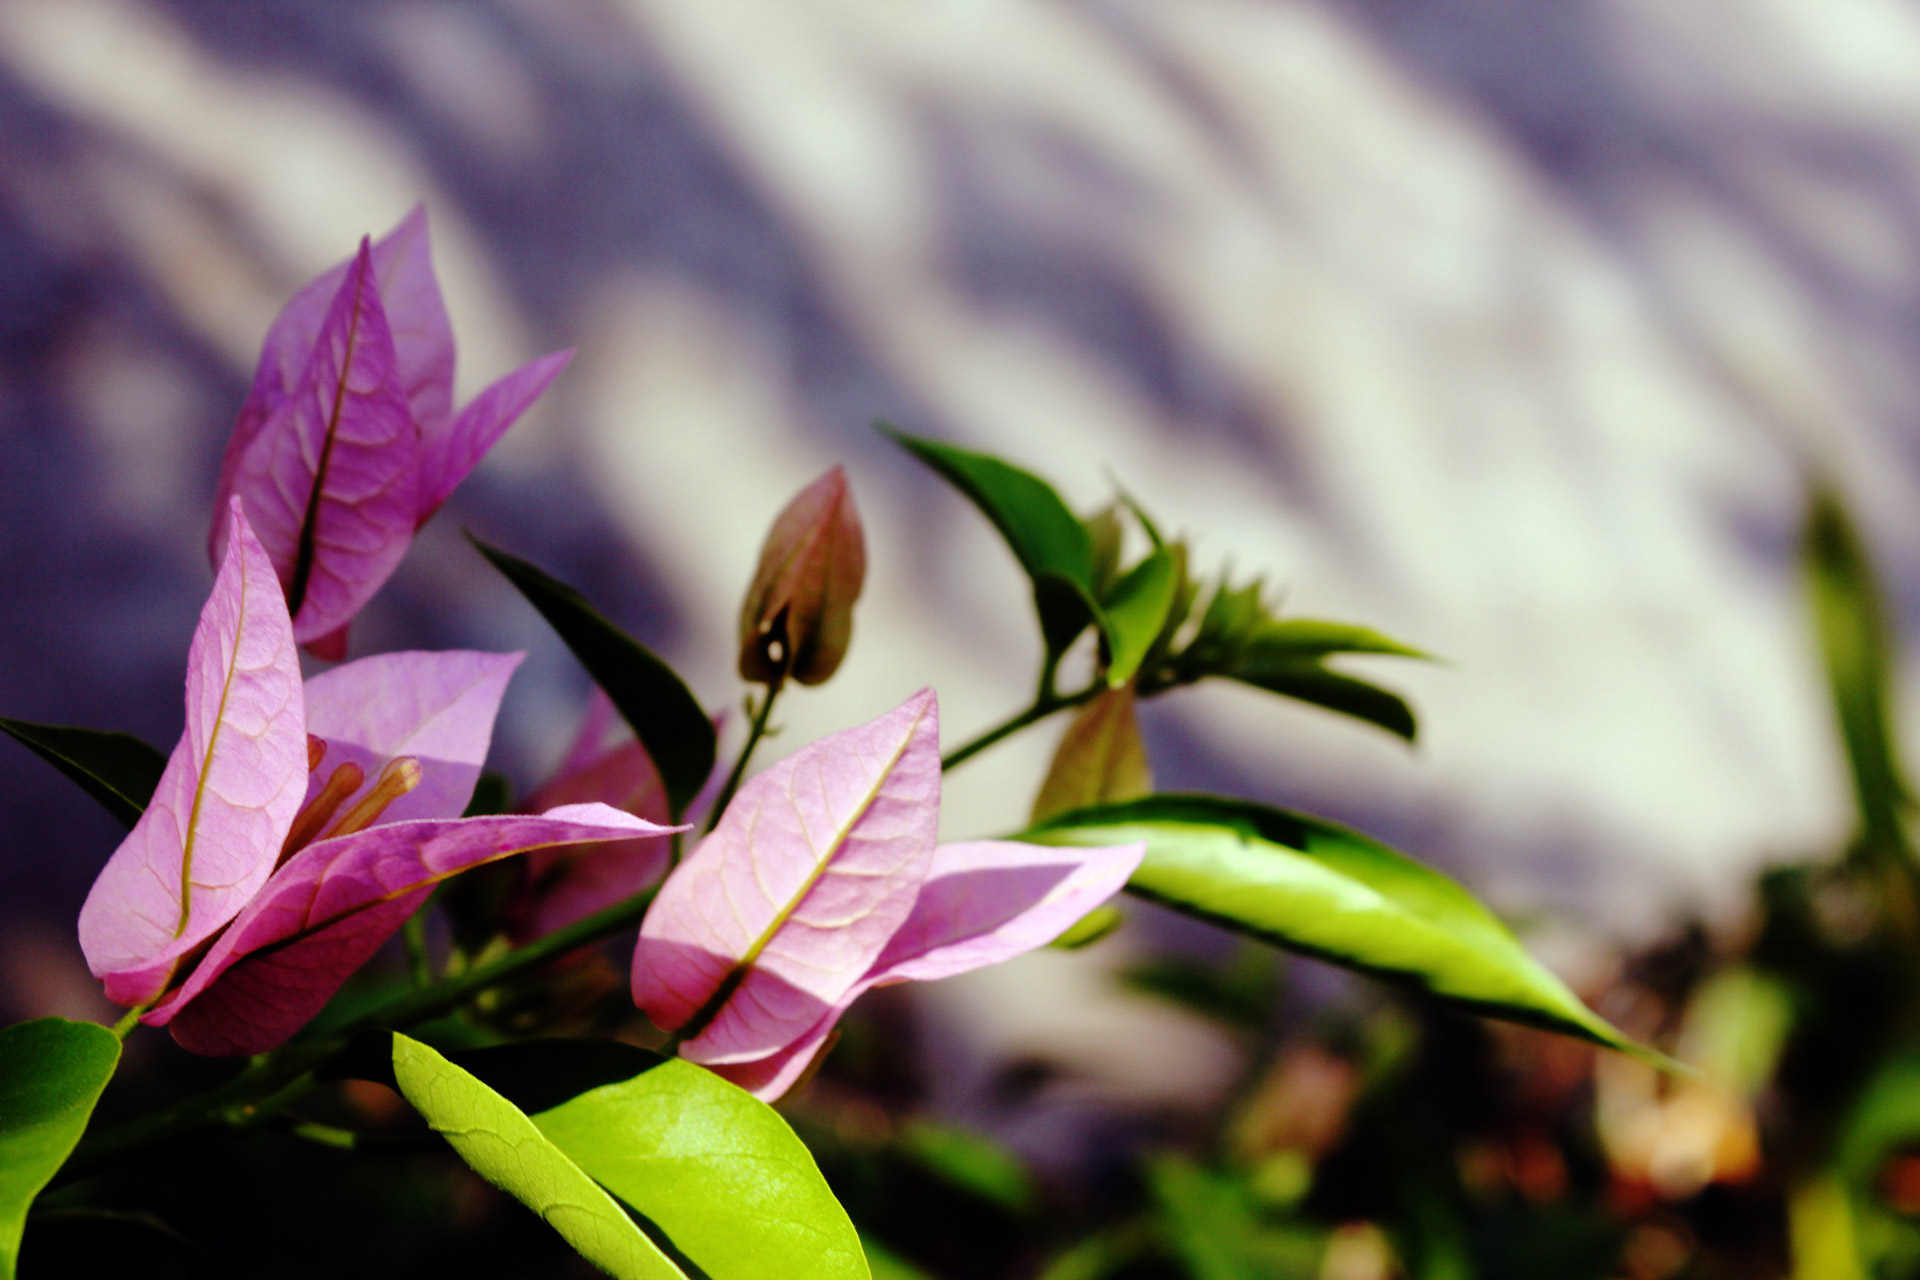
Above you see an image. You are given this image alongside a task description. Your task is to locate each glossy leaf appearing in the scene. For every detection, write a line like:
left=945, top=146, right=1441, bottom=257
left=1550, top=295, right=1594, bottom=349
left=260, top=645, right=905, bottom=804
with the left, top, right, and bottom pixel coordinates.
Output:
left=1101, top=549, right=1178, bottom=687
left=302, top=650, right=523, bottom=827
left=1023, top=795, right=1659, bottom=1061
left=214, top=239, right=420, bottom=645
left=0, top=1019, right=120, bottom=1280
left=445, top=1039, right=869, bottom=1279
left=634, top=691, right=942, bottom=1065
left=880, top=426, right=1103, bottom=654
left=1031, top=688, right=1152, bottom=823
left=149, top=805, right=673, bottom=1055
left=738, top=467, right=867, bottom=686
left=387, top=1034, right=682, bottom=1279
left=0, top=717, right=165, bottom=830
left=1224, top=661, right=1418, bottom=743
left=472, top=538, right=715, bottom=818
left=79, top=503, right=307, bottom=1007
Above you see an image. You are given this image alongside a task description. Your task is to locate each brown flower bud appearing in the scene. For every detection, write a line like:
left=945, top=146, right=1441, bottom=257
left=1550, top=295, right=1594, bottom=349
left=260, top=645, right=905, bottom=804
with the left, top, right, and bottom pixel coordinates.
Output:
left=738, top=466, right=866, bottom=685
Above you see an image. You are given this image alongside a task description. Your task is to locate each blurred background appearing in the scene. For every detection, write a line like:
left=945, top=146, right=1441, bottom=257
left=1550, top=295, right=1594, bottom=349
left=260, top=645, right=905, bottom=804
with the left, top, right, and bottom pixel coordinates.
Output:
left=7, top=1, right=1920, bottom=1277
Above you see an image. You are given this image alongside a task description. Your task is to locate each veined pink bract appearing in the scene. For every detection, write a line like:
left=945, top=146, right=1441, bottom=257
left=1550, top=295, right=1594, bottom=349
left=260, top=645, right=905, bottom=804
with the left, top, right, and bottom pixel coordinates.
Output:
left=632, top=689, right=1143, bottom=1100
left=211, top=205, right=573, bottom=657
left=78, top=511, right=679, bottom=1053
left=78, top=500, right=306, bottom=1007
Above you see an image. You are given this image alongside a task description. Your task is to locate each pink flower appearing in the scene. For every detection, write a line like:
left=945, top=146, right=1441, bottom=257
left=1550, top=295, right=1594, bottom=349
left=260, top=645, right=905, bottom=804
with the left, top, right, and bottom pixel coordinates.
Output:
left=81, top=502, right=675, bottom=1055
left=632, top=689, right=1143, bottom=1100
left=211, top=206, right=572, bottom=659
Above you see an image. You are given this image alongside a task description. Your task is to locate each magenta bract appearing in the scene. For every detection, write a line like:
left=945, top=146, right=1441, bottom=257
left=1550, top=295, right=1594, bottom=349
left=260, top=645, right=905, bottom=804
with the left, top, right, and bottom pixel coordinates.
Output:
left=631, top=690, right=1143, bottom=1100
left=147, top=804, right=663, bottom=1055
left=78, top=501, right=307, bottom=1007
left=78, top=530, right=681, bottom=1052
left=510, top=692, right=677, bottom=941
left=212, top=206, right=572, bottom=656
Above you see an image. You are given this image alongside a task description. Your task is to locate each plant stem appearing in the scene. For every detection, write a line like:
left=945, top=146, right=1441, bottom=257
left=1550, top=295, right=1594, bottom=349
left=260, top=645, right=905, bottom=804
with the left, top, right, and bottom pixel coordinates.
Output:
left=703, top=677, right=783, bottom=833
left=62, top=879, right=667, bottom=1182
left=111, top=1005, right=147, bottom=1041
left=402, top=911, right=431, bottom=988
left=939, top=680, right=1100, bottom=772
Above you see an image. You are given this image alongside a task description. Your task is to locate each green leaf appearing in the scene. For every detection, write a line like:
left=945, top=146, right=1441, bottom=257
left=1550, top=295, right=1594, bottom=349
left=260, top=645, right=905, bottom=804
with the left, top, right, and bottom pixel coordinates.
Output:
left=1101, top=550, right=1178, bottom=687
left=1022, top=796, right=1663, bottom=1063
left=443, top=1039, right=869, bottom=1280
left=1, top=1018, right=121, bottom=1280
left=1223, top=663, right=1418, bottom=742
left=1220, top=619, right=1425, bottom=741
left=895, top=1119, right=1038, bottom=1214
left=1146, top=1156, right=1323, bottom=1280
left=0, top=718, right=166, bottom=830
left=1241, top=619, right=1429, bottom=662
left=1802, top=486, right=1908, bottom=854
left=470, top=538, right=715, bottom=817
left=388, top=1033, right=683, bottom=1278
left=880, top=425, right=1104, bottom=654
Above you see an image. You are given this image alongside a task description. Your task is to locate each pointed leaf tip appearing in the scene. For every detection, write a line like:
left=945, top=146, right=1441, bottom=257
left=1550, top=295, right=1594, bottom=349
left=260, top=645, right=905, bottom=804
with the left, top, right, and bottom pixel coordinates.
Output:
left=0, top=717, right=166, bottom=830
left=471, top=536, right=715, bottom=817
left=79, top=505, right=306, bottom=1008
left=1024, top=794, right=1660, bottom=1063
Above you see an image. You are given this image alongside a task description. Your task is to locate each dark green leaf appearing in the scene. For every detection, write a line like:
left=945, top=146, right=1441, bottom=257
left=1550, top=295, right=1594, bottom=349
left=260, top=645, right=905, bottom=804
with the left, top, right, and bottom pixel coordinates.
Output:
left=462, top=770, right=514, bottom=818
left=1102, top=550, right=1178, bottom=687
left=449, top=1039, right=869, bottom=1280
left=895, top=1119, right=1037, bottom=1214
left=1, top=1019, right=121, bottom=1280
left=1223, top=663, right=1418, bottom=743
left=880, top=426, right=1103, bottom=654
left=388, top=1033, right=683, bottom=1278
left=1022, top=796, right=1663, bottom=1064
left=1802, top=486, right=1908, bottom=854
left=1146, top=1156, right=1322, bottom=1280
left=470, top=538, right=715, bottom=817
left=0, top=719, right=166, bottom=830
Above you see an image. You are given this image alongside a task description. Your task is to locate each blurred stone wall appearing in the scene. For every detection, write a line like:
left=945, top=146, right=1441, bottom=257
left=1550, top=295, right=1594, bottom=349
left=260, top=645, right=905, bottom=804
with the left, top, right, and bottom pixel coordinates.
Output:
left=1, top=0, right=1916, bottom=1094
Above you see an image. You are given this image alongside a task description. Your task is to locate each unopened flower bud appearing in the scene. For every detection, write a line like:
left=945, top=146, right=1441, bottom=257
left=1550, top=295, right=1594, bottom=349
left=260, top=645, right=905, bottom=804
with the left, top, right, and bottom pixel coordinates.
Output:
left=738, top=466, right=866, bottom=685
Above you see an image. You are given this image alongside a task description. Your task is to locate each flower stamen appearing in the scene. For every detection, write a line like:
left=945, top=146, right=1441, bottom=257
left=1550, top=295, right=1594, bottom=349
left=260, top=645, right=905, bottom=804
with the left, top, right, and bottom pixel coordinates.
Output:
left=281, top=761, right=365, bottom=863
left=323, top=756, right=423, bottom=841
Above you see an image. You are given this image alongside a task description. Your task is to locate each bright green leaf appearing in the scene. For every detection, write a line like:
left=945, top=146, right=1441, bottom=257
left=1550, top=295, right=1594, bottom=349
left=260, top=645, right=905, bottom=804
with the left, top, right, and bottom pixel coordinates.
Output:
left=388, top=1033, right=683, bottom=1279
left=1050, top=903, right=1125, bottom=950
left=1023, top=796, right=1664, bottom=1063
left=1, top=1018, right=121, bottom=1280
left=469, top=537, right=715, bottom=817
left=1102, top=550, right=1178, bottom=687
left=0, top=718, right=166, bottom=830
left=453, top=1039, right=869, bottom=1280
left=880, top=425, right=1104, bottom=654
left=1242, top=619, right=1429, bottom=662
